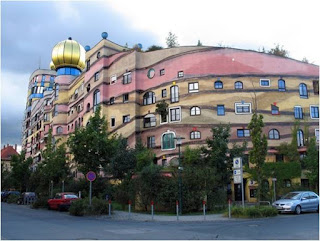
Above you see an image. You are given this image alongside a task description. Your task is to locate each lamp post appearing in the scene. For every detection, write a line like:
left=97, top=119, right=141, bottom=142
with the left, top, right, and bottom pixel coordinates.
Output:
left=50, top=180, right=53, bottom=198
left=174, top=136, right=185, bottom=215
left=62, top=180, right=65, bottom=192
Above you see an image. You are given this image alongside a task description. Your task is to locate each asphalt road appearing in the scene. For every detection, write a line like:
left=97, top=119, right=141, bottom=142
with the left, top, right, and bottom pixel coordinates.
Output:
left=1, top=203, right=319, bottom=240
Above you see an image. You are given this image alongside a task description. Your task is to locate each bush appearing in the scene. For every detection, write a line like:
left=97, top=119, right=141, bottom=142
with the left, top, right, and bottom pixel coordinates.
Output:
left=245, top=207, right=262, bottom=218
left=259, top=206, right=278, bottom=217
left=69, top=197, right=108, bottom=216
left=7, top=195, right=20, bottom=204
left=32, top=196, right=49, bottom=209
left=69, top=199, right=86, bottom=216
left=226, top=206, right=277, bottom=218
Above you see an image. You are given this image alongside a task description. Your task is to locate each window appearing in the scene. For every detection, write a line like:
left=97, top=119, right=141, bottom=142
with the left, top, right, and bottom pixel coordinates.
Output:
left=123, top=115, right=130, bottom=123
left=87, top=84, right=91, bottom=92
left=297, top=129, right=304, bottom=146
left=310, top=105, right=319, bottom=119
left=170, top=107, right=181, bottom=122
left=160, top=69, right=165, bottom=76
left=161, top=131, right=176, bottom=150
left=93, top=90, right=100, bottom=112
left=147, top=136, right=156, bottom=148
left=188, top=82, right=199, bottom=93
left=278, top=79, right=286, bottom=91
left=190, top=131, right=201, bottom=139
left=55, top=84, right=59, bottom=99
left=56, top=126, right=63, bottom=134
left=53, top=105, right=58, bottom=117
left=110, top=97, right=115, bottom=105
left=178, top=71, right=184, bottom=78
left=234, top=81, right=243, bottom=89
left=313, top=80, right=319, bottom=95
left=160, top=113, right=168, bottom=124
left=44, top=114, right=48, bottom=122
left=94, top=72, right=100, bottom=81
left=294, top=106, right=303, bottom=119
left=190, top=106, right=201, bottom=116
left=276, top=154, right=284, bottom=162
left=283, top=179, right=291, bottom=188
left=214, top=81, right=223, bottom=89
left=271, top=105, right=279, bottom=115
left=237, top=129, right=250, bottom=137
left=86, top=60, right=90, bottom=71
left=111, top=117, right=115, bottom=128
left=170, top=85, right=179, bottom=103
left=162, top=89, right=167, bottom=98
left=250, top=189, right=257, bottom=198
left=217, top=105, right=225, bottom=116
left=260, top=79, right=270, bottom=87
left=143, top=92, right=155, bottom=105
left=144, top=114, right=156, bottom=128
left=86, top=103, right=90, bottom=112
left=110, top=75, right=117, bottom=85
left=315, top=129, right=319, bottom=143
left=147, top=68, right=155, bottom=79
left=77, top=104, right=82, bottom=113
left=123, top=93, right=129, bottom=103
left=123, top=72, right=132, bottom=84
left=299, top=83, right=308, bottom=98
left=235, top=102, right=252, bottom=114
left=97, top=52, right=100, bottom=59
left=269, top=129, right=280, bottom=139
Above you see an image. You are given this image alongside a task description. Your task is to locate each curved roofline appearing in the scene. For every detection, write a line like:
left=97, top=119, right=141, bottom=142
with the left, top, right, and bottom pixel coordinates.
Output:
left=29, top=69, right=56, bottom=81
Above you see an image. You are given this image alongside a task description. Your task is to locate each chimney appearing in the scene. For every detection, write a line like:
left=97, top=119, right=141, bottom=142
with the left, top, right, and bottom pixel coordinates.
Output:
left=15, top=144, right=17, bottom=151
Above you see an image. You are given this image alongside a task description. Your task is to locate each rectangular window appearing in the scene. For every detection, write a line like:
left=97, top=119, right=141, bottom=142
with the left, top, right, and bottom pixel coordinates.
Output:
left=170, top=86, right=179, bottom=103
left=178, top=71, right=184, bottom=78
left=110, top=75, right=117, bottom=85
left=250, top=189, right=257, bottom=198
left=123, top=115, right=130, bottom=123
left=313, top=80, right=319, bottom=95
left=86, top=60, right=90, bottom=71
left=237, top=129, right=250, bottom=137
left=123, top=72, right=132, bottom=84
left=169, top=107, right=181, bottom=122
left=147, top=136, right=156, bottom=148
left=144, top=116, right=156, bottom=128
left=271, top=105, right=279, bottom=115
left=235, top=103, right=252, bottom=114
left=160, top=69, right=165, bottom=76
left=162, top=89, right=167, bottom=98
left=123, top=93, right=129, bottom=103
left=188, top=82, right=199, bottom=93
left=111, top=117, right=115, bottom=128
left=94, top=72, right=99, bottom=81
left=260, top=79, right=270, bottom=87
left=315, top=129, right=319, bottom=143
left=160, top=114, right=168, bottom=124
left=294, top=106, right=303, bottom=119
left=110, top=97, right=115, bottom=105
left=310, top=105, right=319, bottom=119
left=217, top=105, right=225, bottom=116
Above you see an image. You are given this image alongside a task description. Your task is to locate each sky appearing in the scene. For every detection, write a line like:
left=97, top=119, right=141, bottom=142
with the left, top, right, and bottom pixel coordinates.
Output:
left=1, top=0, right=319, bottom=148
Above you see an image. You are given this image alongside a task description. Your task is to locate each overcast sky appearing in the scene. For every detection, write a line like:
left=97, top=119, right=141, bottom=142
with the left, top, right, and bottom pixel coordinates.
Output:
left=1, top=0, right=319, bottom=148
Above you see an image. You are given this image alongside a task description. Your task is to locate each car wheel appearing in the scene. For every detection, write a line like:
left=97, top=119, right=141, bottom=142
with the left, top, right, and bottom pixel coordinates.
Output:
left=295, top=205, right=301, bottom=215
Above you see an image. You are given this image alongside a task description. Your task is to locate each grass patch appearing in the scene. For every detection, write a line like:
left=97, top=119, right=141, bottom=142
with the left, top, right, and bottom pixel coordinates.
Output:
left=224, top=206, right=278, bottom=218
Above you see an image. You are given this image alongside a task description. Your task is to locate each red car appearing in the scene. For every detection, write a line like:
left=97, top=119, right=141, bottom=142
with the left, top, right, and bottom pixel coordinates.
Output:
left=48, top=192, right=79, bottom=211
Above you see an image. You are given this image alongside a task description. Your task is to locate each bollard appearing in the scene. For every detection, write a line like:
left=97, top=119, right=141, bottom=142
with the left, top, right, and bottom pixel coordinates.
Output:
left=176, top=200, right=179, bottom=221
left=203, top=200, right=206, bottom=220
left=108, top=200, right=112, bottom=217
left=228, top=199, right=231, bottom=219
left=151, top=201, right=154, bottom=221
left=128, top=200, right=132, bottom=219
left=79, top=191, right=81, bottom=199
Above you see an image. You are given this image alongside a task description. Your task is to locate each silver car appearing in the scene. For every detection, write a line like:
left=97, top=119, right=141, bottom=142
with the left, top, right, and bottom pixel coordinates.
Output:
left=272, top=191, right=319, bottom=214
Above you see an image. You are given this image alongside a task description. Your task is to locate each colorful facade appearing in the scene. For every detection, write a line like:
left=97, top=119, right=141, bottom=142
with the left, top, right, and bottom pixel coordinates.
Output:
left=22, top=33, right=319, bottom=202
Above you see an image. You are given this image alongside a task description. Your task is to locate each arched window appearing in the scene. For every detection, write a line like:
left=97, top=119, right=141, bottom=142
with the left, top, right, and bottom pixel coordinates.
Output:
left=234, top=81, right=243, bottom=89
left=190, top=131, right=201, bottom=139
left=110, top=97, right=115, bottom=105
left=299, top=83, right=308, bottom=98
left=190, top=106, right=201, bottom=116
left=86, top=103, right=90, bottom=112
left=143, top=92, right=156, bottom=105
left=55, top=84, right=59, bottom=99
left=87, top=84, right=91, bottom=92
left=214, top=81, right=223, bottom=89
left=278, top=79, right=286, bottom=91
left=269, top=129, right=280, bottom=139
left=170, top=85, right=179, bottom=103
left=93, top=89, right=100, bottom=112
left=297, top=129, right=304, bottom=146
left=97, top=52, right=101, bottom=59
left=161, top=131, right=176, bottom=150
left=56, top=126, right=63, bottom=134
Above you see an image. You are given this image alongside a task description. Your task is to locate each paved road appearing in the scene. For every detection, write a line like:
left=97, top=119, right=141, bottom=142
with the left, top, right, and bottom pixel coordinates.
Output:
left=1, top=203, right=319, bottom=240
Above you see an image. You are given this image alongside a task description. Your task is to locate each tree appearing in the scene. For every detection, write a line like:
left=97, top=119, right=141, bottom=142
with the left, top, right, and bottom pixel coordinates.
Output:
left=10, top=151, right=33, bottom=192
left=134, top=139, right=154, bottom=172
left=1, top=163, right=11, bottom=190
left=155, top=100, right=169, bottom=123
left=146, top=45, right=163, bottom=52
left=166, top=32, right=178, bottom=48
left=303, top=137, right=319, bottom=191
left=247, top=113, right=268, bottom=202
left=197, top=40, right=202, bottom=46
left=268, top=44, right=289, bottom=57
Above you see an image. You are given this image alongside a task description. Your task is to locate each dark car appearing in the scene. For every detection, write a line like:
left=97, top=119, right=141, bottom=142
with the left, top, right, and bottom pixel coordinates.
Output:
left=17, top=192, right=37, bottom=205
left=48, top=192, right=79, bottom=211
left=1, top=191, right=21, bottom=202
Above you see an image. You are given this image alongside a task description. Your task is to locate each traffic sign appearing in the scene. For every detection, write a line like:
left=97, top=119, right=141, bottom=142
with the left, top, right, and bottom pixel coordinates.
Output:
left=86, top=171, right=96, bottom=182
left=234, top=175, right=242, bottom=184
left=233, top=169, right=242, bottom=175
left=233, top=157, right=242, bottom=169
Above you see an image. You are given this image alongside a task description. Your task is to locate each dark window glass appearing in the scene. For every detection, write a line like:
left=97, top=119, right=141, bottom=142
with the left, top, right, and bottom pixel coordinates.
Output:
left=123, top=115, right=130, bottom=123
left=170, top=85, right=179, bottom=103
left=313, top=80, right=319, bottom=95
left=162, top=133, right=175, bottom=149
left=294, top=106, right=303, bottom=119
left=93, top=90, right=100, bottom=112
left=111, top=118, right=115, bottom=127
left=143, top=92, right=156, bottom=105
left=310, top=106, right=319, bottom=118
left=110, top=97, right=115, bottom=105
left=86, top=60, right=90, bottom=71
left=178, top=71, right=184, bottom=78
left=234, top=81, right=243, bottom=89
left=162, top=89, right=167, bottom=98
left=147, top=136, right=156, bottom=148
left=271, top=105, right=279, bottom=115
left=144, top=115, right=156, bottom=128
left=276, top=154, right=284, bottom=162
left=236, top=104, right=251, bottom=113
left=217, top=105, right=225, bottom=116
left=87, top=84, right=91, bottom=92
left=123, top=72, right=132, bottom=84
left=97, top=52, right=101, bottom=59
left=123, top=93, right=129, bottom=102
left=237, top=129, right=250, bottom=137
left=260, top=79, right=270, bottom=86
left=94, top=72, right=99, bottom=81
left=297, top=129, right=304, bottom=146
left=214, top=81, right=223, bottom=89
left=278, top=79, right=286, bottom=91
left=160, top=69, right=165, bottom=76
left=299, top=83, right=308, bottom=98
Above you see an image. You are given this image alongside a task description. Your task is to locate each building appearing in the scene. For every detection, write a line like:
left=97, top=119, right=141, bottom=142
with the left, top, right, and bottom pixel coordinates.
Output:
left=22, top=32, right=319, bottom=202
left=1, top=144, right=19, bottom=171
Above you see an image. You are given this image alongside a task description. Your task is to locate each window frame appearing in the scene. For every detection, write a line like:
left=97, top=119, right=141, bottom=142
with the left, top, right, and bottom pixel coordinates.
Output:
left=160, top=69, right=165, bottom=76
left=123, top=72, right=132, bottom=84
left=123, top=115, right=130, bottom=123
left=110, top=75, right=117, bottom=85
left=190, top=106, right=201, bottom=116
left=260, top=79, right=270, bottom=87
left=315, top=129, right=319, bottom=143
left=94, top=72, right=100, bottom=81
left=161, top=131, right=176, bottom=150
left=110, top=97, right=115, bottom=105
left=234, top=81, right=243, bottom=89
left=217, top=105, right=225, bottom=116
left=123, top=93, right=129, bottom=103
left=56, top=126, right=63, bottom=134
left=237, top=129, right=250, bottom=137
left=93, top=89, right=100, bottom=112
left=177, top=71, right=184, bottom=78
left=170, top=85, right=179, bottom=103
left=143, top=114, right=156, bottom=128
left=294, top=106, right=303, bottom=119
left=190, top=131, right=201, bottom=139
left=143, top=92, right=156, bottom=105
left=147, top=136, right=156, bottom=148
left=188, top=82, right=199, bottom=93
left=310, top=105, right=319, bottom=119
left=278, top=79, right=286, bottom=91
left=271, top=105, right=279, bottom=115
left=110, top=117, right=116, bottom=128
left=235, top=102, right=252, bottom=115
left=162, top=89, right=167, bottom=98
left=214, top=80, right=223, bottom=89
left=297, top=129, right=304, bottom=147
left=299, top=83, right=308, bottom=98
left=169, top=106, right=181, bottom=123
left=268, top=129, right=280, bottom=140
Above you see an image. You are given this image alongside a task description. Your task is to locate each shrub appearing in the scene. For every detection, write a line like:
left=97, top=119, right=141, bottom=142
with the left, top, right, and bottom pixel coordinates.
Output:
left=7, top=195, right=20, bottom=204
left=69, top=199, right=86, bottom=216
left=226, top=206, right=278, bottom=218
left=259, top=206, right=278, bottom=217
left=88, top=197, right=108, bottom=215
left=245, top=207, right=262, bottom=218
left=32, top=196, right=49, bottom=209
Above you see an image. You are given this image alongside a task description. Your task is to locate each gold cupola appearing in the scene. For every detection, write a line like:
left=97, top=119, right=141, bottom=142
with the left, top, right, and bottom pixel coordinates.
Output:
left=51, top=37, right=85, bottom=71
left=49, top=61, right=56, bottom=70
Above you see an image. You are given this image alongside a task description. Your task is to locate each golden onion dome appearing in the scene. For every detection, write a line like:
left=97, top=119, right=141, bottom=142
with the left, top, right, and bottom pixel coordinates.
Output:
left=51, top=37, right=85, bottom=71
left=49, top=61, right=56, bottom=70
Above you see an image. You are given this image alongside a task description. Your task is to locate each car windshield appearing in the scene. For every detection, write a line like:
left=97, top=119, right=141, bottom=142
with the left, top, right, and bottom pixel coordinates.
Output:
left=64, top=195, right=78, bottom=199
left=282, top=192, right=302, bottom=200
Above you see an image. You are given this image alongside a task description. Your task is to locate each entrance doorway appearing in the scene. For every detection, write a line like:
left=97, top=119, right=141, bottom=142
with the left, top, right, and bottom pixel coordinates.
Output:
left=234, top=179, right=247, bottom=201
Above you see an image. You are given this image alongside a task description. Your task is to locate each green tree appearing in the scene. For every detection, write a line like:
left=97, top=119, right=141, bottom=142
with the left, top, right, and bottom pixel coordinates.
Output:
left=155, top=100, right=169, bottom=123
left=268, top=44, right=289, bottom=57
left=1, top=164, right=11, bottom=190
left=146, top=45, right=163, bottom=52
left=247, top=113, right=268, bottom=202
left=10, top=151, right=33, bottom=192
left=134, top=139, right=154, bottom=172
left=303, top=137, right=319, bottom=191
left=197, top=40, right=202, bottom=46
left=166, top=32, right=178, bottom=48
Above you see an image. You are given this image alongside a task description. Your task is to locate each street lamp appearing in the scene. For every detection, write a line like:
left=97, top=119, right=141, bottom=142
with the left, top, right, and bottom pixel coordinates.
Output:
left=50, top=180, right=53, bottom=198
left=62, top=180, right=65, bottom=192
left=174, top=136, right=185, bottom=215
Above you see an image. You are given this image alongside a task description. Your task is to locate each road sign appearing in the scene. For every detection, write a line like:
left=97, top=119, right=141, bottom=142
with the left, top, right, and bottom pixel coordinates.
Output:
left=272, top=178, right=277, bottom=181
left=234, top=175, right=242, bottom=184
left=233, top=169, right=242, bottom=175
left=233, top=157, right=241, bottom=169
left=86, top=171, right=96, bottom=182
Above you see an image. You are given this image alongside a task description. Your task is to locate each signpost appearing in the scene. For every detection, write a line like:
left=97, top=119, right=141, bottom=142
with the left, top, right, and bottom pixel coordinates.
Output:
left=86, top=171, right=96, bottom=206
left=233, top=157, right=244, bottom=208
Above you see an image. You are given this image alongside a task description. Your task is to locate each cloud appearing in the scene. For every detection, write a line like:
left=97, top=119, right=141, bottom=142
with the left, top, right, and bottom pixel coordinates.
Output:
left=53, top=1, right=81, bottom=23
